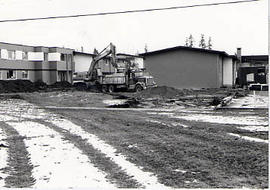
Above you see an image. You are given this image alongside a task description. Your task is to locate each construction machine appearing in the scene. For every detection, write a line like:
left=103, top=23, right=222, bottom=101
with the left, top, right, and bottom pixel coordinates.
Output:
left=73, top=43, right=156, bottom=92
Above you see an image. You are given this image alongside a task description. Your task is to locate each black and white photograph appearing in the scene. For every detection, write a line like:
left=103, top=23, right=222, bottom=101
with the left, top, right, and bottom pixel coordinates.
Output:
left=0, top=0, right=268, bottom=189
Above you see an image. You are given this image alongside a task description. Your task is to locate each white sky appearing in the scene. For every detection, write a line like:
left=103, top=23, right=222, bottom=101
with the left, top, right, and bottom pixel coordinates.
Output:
left=0, top=0, right=268, bottom=55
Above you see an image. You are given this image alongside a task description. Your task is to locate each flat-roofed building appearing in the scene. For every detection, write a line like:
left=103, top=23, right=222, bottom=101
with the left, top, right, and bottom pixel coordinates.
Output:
left=0, top=42, right=74, bottom=85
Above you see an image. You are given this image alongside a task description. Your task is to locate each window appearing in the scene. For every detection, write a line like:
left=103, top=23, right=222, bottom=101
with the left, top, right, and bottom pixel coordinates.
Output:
left=7, top=70, right=16, bottom=79
left=22, top=70, right=28, bottom=79
left=0, top=71, right=2, bottom=80
left=60, top=54, right=66, bottom=61
left=0, top=49, right=1, bottom=58
left=8, top=50, right=16, bottom=60
left=22, top=52, right=28, bottom=60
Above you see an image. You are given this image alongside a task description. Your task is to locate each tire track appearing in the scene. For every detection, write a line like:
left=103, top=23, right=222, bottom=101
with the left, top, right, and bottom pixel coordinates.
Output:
left=37, top=120, right=142, bottom=188
left=0, top=127, right=8, bottom=187
left=50, top=118, right=169, bottom=189
left=0, top=99, right=141, bottom=188
left=7, top=121, right=115, bottom=189
left=0, top=122, right=35, bottom=188
left=1, top=97, right=170, bottom=188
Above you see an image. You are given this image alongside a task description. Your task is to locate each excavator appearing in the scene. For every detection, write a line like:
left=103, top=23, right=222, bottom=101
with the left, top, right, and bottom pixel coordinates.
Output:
left=74, top=43, right=156, bottom=93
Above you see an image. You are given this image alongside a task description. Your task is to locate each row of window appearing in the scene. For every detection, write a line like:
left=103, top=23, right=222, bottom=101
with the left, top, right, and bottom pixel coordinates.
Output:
left=0, top=70, right=28, bottom=80
left=0, top=49, right=69, bottom=61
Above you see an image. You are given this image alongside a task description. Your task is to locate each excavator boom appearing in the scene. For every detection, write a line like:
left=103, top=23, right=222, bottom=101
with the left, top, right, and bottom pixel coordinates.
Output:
left=87, top=43, right=117, bottom=81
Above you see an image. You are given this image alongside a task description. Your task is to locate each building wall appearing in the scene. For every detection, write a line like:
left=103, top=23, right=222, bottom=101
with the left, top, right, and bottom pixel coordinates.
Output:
left=144, top=49, right=222, bottom=89
left=0, top=42, right=74, bottom=85
left=73, top=53, right=93, bottom=73
left=222, top=57, right=234, bottom=86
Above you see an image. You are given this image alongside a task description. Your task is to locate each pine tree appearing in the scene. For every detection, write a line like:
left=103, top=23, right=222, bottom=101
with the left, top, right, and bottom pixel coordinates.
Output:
left=188, top=34, right=194, bottom=47
left=207, top=37, right=213, bottom=50
left=199, top=34, right=206, bottom=49
left=144, top=44, right=148, bottom=53
left=185, top=37, right=189, bottom=46
left=93, top=48, right=99, bottom=55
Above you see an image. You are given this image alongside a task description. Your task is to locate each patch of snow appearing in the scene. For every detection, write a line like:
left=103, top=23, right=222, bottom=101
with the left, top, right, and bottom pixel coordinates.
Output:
left=0, top=128, right=8, bottom=187
left=173, top=169, right=187, bottom=173
left=237, top=125, right=268, bottom=132
left=7, top=121, right=114, bottom=189
left=146, top=119, right=167, bottom=126
left=228, top=133, right=268, bottom=144
left=103, top=99, right=127, bottom=106
left=0, top=115, right=19, bottom=122
left=228, top=94, right=268, bottom=109
left=51, top=119, right=169, bottom=189
left=172, top=114, right=268, bottom=126
left=171, top=122, right=189, bottom=128
left=146, top=112, right=174, bottom=116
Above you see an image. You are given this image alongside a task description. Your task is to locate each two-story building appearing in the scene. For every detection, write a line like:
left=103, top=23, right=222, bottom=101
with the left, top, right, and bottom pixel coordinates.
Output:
left=0, top=42, right=74, bottom=85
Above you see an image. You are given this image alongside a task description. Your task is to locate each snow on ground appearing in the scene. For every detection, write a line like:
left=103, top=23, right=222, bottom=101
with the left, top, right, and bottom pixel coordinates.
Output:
left=0, top=99, right=57, bottom=120
left=171, top=114, right=268, bottom=126
left=103, top=99, right=128, bottom=106
left=237, top=125, right=268, bottom=132
left=227, top=93, right=268, bottom=109
left=228, top=133, right=268, bottom=144
left=7, top=121, right=114, bottom=189
left=51, top=119, right=169, bottom=189
left=0, top=128, right=8, bottom=187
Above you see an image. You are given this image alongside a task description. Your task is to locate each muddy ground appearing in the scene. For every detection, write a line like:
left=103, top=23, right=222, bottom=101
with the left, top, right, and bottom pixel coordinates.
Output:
left=0, top=87, right=268, bottom=188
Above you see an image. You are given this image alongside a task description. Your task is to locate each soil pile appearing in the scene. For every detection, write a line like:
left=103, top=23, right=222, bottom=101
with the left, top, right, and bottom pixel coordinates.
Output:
left=0, top=80, right=37, bottom=93
left=49, top=81, right=73, bottom=88
left=0, top=80, right=74, bottom=93
left=135, top=86, right=190, bottom=99
left=34, top=80, right=47, bottom=90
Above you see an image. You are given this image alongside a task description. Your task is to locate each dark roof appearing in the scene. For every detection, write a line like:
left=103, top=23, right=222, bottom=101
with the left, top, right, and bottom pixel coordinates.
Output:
left=116, top=53, right=143, bottom=58
left=139, top=45, right=230, bottom=57
left=241, top=55, right=268, bottom=63
left=73, top=51, right=95, bottom=56
left=0, top=41, right=74, bottom=50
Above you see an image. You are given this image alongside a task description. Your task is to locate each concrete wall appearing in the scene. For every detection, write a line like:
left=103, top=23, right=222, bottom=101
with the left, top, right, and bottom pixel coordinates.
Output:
left=144, top=49, right=222, bottom=89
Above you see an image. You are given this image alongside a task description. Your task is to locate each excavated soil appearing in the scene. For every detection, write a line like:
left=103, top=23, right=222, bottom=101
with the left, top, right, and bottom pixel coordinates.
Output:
left=0, top=80, right=73, bottom=93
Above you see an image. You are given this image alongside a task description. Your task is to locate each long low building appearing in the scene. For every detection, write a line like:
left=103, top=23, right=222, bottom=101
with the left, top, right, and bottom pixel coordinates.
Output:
left=140, top=46, right=237, bottom=89
left=0, top=42, right=74, bottom=85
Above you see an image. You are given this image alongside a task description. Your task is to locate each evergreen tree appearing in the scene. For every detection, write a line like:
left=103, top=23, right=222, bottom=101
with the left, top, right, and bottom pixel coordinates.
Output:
left=144, top=44, right=148, bottom=53
left=93, top=48, right=99, bottom=55
left=199, top=34, right=206, bottom=49
left=184, top=37, right=189, bottom=46
left=207, top=37, right=213, bottom=50
left=188, top=34, right=194, bottom=47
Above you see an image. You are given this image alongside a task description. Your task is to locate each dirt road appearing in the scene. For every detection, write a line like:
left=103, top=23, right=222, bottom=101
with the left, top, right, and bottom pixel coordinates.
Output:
left=0, top=91, right=268, bottom=188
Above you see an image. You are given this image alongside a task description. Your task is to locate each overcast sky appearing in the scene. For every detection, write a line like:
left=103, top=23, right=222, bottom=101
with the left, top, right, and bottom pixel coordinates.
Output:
left=0, top=0, right=268, bottom=55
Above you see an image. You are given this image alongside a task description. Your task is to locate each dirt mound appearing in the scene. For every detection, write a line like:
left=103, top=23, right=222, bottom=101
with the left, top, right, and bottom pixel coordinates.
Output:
left=34, top=80, right=48, bottom=90
left=135, top=86, right=188, bottom=99
left=49, top=81, right=73, bottom=88
left=0, top=80, right=37, bottom=93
